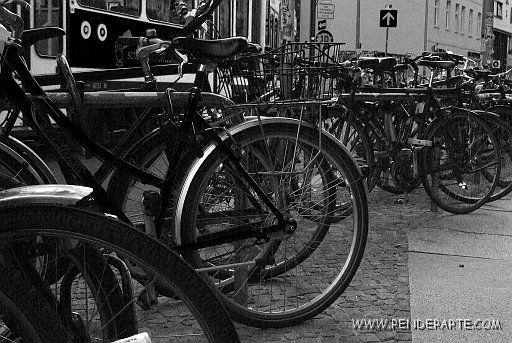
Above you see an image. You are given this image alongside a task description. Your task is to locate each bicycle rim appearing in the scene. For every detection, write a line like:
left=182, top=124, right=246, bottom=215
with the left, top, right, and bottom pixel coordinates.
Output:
left=175, top=118, right=368, bottom=327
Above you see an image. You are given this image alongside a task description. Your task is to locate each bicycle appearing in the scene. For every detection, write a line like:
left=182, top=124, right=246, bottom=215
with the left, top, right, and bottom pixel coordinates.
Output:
left=0, top=184, right=240, bottom=342
left=0, top=0, right=369, bottom=328
left=332, top=53, right=502, bottom=213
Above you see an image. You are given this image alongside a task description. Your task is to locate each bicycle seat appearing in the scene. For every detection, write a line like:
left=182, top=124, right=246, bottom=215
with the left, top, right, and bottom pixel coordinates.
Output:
left=358, top=57, right=397, bottom=72
left=21, top=27, right=65, bottom=48
left=416, top=59, right=456, bottom=69
left=173, top=36, right=249, bottom=62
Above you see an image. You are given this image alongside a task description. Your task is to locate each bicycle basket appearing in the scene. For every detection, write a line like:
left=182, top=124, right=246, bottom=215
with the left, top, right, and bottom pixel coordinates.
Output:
left=216, top=42, right=348, bottom=104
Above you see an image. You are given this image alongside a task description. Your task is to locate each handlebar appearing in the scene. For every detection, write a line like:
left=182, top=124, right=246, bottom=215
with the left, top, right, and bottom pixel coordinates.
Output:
left=0, top=0, right=28, bottom=40
left=182, top=0, right=222, bottom=34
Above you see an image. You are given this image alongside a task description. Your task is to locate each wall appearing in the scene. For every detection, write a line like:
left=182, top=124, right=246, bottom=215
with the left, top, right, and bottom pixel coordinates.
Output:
left=299, top=0, right=486, bottom=59
left=427, top=0, right=482, bottom=57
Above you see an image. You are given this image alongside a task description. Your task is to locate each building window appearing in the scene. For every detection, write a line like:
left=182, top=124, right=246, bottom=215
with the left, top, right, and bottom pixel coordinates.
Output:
left=434, top=0, right=440, bottom=27
left=460, top=6, right=465, bottom=33
left=496, top=1, right=503, bottom=19
left=477, top=12, right=482, bottom=38
left=446, top=0, right=451, bottom=29
left=455, top=4, right=459, bottom=32
left=468, top=9, right=473, bottom=36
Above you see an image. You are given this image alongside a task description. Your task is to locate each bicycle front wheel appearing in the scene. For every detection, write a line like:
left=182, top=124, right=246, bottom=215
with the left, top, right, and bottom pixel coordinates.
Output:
left=174, top=118, right=369, bottom=327
left=0, top=203, right=240, bottom=343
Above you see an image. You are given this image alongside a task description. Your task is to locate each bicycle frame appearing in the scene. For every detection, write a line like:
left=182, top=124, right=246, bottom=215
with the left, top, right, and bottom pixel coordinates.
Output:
left=0, top=41, right=292, bottom=251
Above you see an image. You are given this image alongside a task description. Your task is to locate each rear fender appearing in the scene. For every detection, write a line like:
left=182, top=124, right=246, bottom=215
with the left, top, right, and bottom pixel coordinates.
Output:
left=0, top=185, right=93, bottom=207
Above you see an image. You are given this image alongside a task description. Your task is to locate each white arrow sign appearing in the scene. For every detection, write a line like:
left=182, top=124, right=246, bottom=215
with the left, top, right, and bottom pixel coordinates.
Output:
left=380, top=9, right=397, bottom=27
left=383, top=12, right=394, bottom=26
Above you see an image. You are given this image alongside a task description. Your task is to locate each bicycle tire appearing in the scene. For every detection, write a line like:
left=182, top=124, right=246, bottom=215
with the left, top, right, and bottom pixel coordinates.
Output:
left=420, top=109, right=500, bottom=214
left=0, top=174, right=137, bottom=338
left=473, top=110, right=512, bottom=202
left=0, top=204, right=240, bottom=342
left=175, top=118, right=368, bottom=327
left=0, top=247, right=69, bottom=343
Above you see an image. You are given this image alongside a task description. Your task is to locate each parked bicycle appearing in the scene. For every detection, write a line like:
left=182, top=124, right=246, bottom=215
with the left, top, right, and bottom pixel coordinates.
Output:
left=0, top=0, right=369, bottom=328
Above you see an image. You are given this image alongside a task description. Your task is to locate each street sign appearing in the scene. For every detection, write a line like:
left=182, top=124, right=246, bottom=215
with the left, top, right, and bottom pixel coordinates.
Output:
left=380, top=10, right=397, bottom=27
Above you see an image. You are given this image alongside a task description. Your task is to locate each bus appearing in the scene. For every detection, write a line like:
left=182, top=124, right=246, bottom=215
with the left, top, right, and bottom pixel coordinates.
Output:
left=23, top=0, right=279, bottom=76
left=29, top=0, right=194, bottom=74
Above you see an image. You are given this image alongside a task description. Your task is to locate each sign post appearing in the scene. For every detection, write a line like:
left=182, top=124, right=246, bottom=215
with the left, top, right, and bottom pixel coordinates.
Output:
left=380, top=7, right=397, bottom=55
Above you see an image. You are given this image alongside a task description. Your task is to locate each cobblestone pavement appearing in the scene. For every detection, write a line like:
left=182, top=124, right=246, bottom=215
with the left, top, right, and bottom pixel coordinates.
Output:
left=49, top=158, right=437, bottom=342
left=235, top=187, right=436, bottom=343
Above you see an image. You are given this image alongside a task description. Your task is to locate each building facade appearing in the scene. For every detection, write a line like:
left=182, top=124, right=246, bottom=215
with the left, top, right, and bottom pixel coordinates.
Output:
left=298, top=0, right=512, bottom=70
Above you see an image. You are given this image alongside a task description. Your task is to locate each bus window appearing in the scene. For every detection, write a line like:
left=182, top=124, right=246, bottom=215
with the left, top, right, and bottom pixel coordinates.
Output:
left=146, top=0, right=193, bottom=24
left=78, top=0, right=141, bottom=16
left=34, top=0, right=63, bottom=57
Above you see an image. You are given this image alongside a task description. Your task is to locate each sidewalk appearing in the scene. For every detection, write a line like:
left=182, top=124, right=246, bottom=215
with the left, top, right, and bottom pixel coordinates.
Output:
left=408, top=193, right=512, bottom=343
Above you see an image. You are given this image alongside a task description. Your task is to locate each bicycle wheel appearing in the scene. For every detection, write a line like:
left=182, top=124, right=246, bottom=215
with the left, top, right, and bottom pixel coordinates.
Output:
left=420, top=109, right=500, bottom=214
left=324, top=106, right=376, bottom=191
left=374, top=100, right=423, bottom=194
left=473, top=110, right=512, bottom=202
left=175, top=118, right=368, bottom=327
left=0, top=247, right=69, bottom=342
left=0, top=203, right=240, bottom=342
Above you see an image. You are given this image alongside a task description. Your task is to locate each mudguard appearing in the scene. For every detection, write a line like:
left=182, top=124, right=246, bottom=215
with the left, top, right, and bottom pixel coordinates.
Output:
left=0, top=184, right=93, bottom=207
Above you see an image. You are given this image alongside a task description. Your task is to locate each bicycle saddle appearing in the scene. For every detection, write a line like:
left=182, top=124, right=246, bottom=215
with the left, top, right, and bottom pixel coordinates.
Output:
left=416, top=59, right=456, bottom=69
left=173, top=36, right=249, bottom=62
left=358, top=57, right=397, bottom=72
left=21, top=27, right=65, bottom=48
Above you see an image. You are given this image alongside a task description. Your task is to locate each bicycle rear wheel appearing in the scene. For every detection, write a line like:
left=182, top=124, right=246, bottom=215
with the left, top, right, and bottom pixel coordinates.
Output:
left=175, top=118, right=368, bottom=327
left=420, top=109, right=500, bottom=213
left=0, top=203, right=240, bottom=342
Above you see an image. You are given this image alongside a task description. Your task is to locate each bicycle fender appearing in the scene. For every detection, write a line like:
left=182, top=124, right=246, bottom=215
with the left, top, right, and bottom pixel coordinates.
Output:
left=173, top=117, right=365, bottom=244
left=0, top=140, right=55, bottom=184
left=0, top=184, right=93, bottom=207
left=3, top=136, right=58, bottom=184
